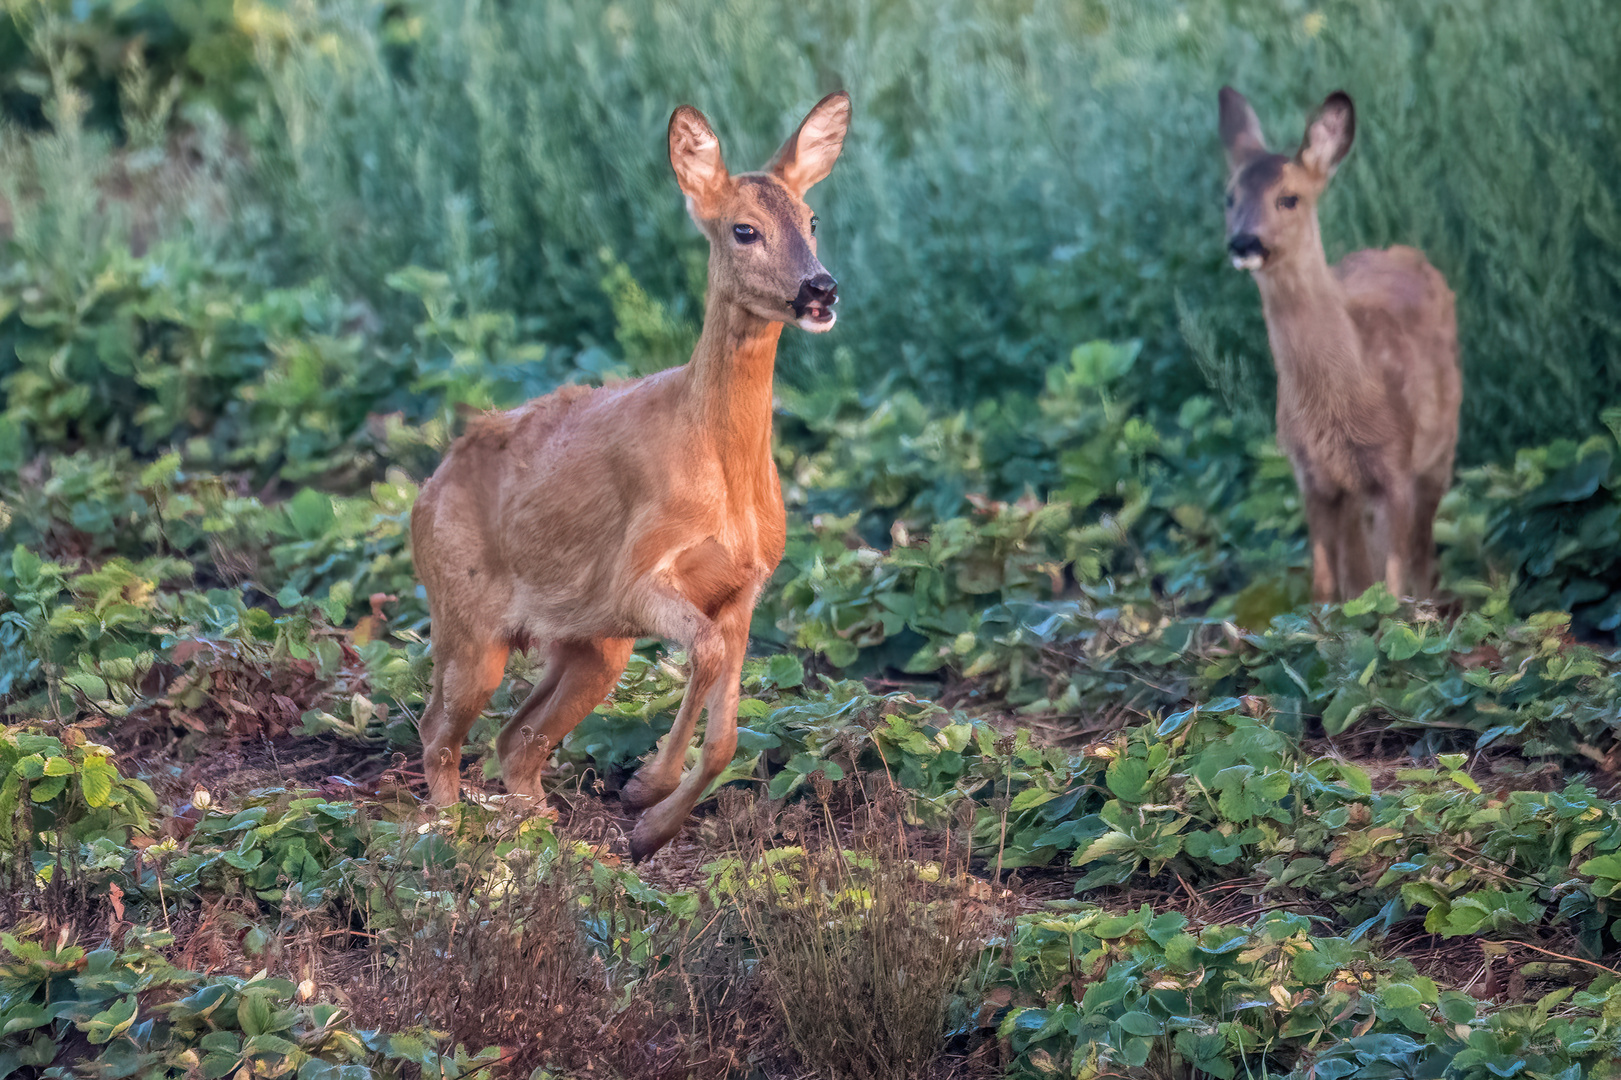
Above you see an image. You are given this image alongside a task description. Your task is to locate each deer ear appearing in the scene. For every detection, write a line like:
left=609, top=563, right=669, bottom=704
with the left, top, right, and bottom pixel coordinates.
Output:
left=669, top=105, right=730, bottom=219
left=1298, top=91, right=1355, bottom=181
left=768, top=91, right=851, bottom=197
left=1219, top=86, right=1268, bottom=171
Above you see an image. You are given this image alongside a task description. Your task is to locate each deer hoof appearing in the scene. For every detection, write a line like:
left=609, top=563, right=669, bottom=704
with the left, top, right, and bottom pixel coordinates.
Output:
left=512, top=792, right=558, bottom=821
left=627, top=819, right=666, bottom=864
left=618, top=771, right=677, bottom=812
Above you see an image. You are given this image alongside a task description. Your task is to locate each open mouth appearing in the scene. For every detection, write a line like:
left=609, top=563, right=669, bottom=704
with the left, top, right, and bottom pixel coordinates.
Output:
left=790, top=298, right=837, bottom=332
left=1227, top=237, right=1269, bottom=272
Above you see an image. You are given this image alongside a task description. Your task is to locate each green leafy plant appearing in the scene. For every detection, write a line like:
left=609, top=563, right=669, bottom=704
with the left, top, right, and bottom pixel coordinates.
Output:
left=0, top=726, right=154, bottom=866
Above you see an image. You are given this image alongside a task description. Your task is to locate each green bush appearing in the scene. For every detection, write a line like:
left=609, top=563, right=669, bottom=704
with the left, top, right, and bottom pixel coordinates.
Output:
left=1444, top=421, right=1621, bottom=639
left=0, top=0, right=259, bottom=134
left=762, top=338, right=1303, bottom=675
left=0, top=726, right=154, bottom=866
left=989, top=902, right=1621, bottom=1080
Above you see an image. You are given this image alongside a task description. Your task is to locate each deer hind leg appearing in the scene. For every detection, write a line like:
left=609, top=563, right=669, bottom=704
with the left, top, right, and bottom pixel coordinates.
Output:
left=418, top=638, right=509, bottom=807
left=496, top=637, right=634, bottom=799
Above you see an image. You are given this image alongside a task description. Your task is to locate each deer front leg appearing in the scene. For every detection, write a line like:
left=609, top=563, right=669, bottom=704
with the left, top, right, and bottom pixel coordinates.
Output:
left=1410, top=468, right=1449, bottom=599
left=622, top=581, right=761, bottom=812
left=1300, top=485, right=1344, bottom=604
left=611, top=583, right=735, bottom=838
left=619, top=655, right=718, bottom=812
left=1374, top=477, right=1416, bottom=599
left=627, top=601, right=752, bottom=862
left=1335, top=493, right=1377, bottom=602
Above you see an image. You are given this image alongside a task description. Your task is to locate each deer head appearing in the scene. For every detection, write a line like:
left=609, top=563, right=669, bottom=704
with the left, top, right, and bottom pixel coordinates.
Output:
left=1219, top=87, right=1355, bottom=272
left=668, top=91, right=850, bottom=331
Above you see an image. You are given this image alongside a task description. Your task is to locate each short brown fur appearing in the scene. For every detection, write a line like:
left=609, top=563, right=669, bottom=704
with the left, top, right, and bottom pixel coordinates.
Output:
left=410, top=93, right=852, bottom=860
left=1218, top=87, right=1461, bottom=602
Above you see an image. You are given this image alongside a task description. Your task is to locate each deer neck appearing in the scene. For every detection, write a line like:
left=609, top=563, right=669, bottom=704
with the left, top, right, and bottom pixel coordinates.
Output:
left=685, top=285, right=784, bottom=472
left=1252, top=220, right=1372, bottom=410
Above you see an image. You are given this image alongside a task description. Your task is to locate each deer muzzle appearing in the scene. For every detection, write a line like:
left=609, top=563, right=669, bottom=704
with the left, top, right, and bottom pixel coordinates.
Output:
left=1227, top=232, right=1269, bottom=271
left=792, top=272, right=838, bottom=331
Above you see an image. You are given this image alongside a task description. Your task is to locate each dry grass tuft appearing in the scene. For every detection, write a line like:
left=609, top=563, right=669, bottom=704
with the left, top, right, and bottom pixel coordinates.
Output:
left=352, top=826, right=698, bottom=1078
left=321, top=782, right=1001, bottom=1078
left=726, top=783, right=997, bottom=1080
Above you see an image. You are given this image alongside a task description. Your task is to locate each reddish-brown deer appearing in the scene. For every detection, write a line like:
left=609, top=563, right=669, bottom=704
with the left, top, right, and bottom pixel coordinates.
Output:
left=1218, top=87, right=1461, bottom=602
left=410, top=92, right=851, bottom=860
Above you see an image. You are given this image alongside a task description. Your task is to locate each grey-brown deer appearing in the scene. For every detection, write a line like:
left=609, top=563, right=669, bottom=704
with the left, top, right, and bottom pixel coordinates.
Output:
left=410, top=92, right=851, bottom=860
left=1218, top=87, right=1461, bottom=602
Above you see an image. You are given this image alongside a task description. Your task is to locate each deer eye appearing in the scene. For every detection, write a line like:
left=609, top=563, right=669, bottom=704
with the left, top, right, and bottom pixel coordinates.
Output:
left=1225, top=193, right=1234, bottom=209
left=1277, top=194, right=1299, bottom=210
left=810, top=215, right=819, bottom=235
left=733, top=223, right=760, bottom=244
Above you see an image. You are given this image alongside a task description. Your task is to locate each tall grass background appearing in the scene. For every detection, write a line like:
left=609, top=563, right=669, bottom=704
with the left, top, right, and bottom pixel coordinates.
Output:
left=2, top=0, right=1619, bottom=462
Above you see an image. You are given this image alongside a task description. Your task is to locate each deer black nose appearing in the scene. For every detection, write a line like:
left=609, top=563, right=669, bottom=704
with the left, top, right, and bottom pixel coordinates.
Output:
left=1228, top=233, right=1266, bottom=259
left=803, top=273, right=837, bottom=303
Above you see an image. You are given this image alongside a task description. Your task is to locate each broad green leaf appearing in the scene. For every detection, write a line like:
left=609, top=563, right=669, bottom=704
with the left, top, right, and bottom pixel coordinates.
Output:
left=200, top=1032, right=241, bottom=1055
left=83, top=994, right=137, bottom=1044
left=1075, top=832, right=1136, bottom=865
left=1343, top=584, right=1399, bottom=617
left=238, top=991, right=273, bottom=1037
left=1105, top=758, right=1151, bottom=802
left=61, top=671, right=109, bottom=701
left=1380, top=983, right=1422, bottom=1009
left=762, top=653, right=805, bottom=690
left=79, top=755, right=116, bottom=807
left=1117, top=1011, right=1161, bottom=1036
left=203, top=1052, right=241, bottom=1078
left=1438, top=991, right=1477, bottom=1024
left=1, top=1004, right=50, bottom=1035
left=1091, top=912, right=1143, bottom=939
left=1381, top=624, right=1422, bottom=661
left=1009, top=787, right=1060, bottom=813
left=1321, top=685, right=1370, bottom=736
left=284, top=489, right=336, bottom=541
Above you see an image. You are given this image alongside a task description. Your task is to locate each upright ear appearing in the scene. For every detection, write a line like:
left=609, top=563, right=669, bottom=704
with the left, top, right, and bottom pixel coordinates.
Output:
left=768, top=91, right=851, bottom=197
left=1297, top=91, right=1355, bottom=181
left=669, top=105, right=730, bottom=219
left=1219, top=86, right=1268, bottom=171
